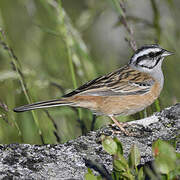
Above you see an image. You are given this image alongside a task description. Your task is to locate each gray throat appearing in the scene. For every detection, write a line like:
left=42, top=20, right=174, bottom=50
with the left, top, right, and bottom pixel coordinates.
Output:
left=150, top=67, right=164, bottom=90
left=149, top=59, right=164, bottom=90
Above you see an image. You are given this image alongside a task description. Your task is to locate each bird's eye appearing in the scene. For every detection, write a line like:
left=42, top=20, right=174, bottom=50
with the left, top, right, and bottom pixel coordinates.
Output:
left=149, top=52, right=154, bottom=58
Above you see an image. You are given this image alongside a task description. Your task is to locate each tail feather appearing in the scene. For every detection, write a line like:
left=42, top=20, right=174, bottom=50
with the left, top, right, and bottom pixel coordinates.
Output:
left=13, top=99, right=74, bottom=112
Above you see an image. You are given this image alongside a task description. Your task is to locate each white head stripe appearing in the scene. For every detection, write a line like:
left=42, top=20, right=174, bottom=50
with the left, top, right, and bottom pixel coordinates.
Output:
left=133, top=48, right=161, bottom=60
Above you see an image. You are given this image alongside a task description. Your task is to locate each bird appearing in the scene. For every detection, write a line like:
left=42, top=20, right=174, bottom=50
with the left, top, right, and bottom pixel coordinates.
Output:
left=14, top=44, right=173, bottom=135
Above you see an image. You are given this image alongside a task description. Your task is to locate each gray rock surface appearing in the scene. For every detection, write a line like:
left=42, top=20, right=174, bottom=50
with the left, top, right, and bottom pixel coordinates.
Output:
left=0, top=104, right=180, bottom=179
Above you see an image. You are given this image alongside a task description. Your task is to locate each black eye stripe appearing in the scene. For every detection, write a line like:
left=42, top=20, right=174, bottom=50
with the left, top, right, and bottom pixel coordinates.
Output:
left=148, top=52, right=154, bottom=57
left=136, top=54, right=148, bottom=65
left=136, top=50, right=163, bottom=65
left=148, top=51, right=162, bottom=58
left=139, top=57, right=161, bottom=69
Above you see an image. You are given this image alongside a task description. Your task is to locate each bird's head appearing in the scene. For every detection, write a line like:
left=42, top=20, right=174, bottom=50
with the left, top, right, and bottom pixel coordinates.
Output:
left=129, top=44, right=173, bottom=73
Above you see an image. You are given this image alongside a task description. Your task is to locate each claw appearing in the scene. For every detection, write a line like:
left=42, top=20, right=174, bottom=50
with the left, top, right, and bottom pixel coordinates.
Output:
left=109, top=116, right=132, bottom=136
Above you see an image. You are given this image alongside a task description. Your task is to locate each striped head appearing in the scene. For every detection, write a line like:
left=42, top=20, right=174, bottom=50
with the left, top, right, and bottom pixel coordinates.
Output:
left=129, top=45, right=173, bottom=73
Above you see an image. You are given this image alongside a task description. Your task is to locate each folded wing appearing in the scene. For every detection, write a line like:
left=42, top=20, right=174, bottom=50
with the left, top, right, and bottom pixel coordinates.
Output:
left=63, top=65, right=155, bottom=97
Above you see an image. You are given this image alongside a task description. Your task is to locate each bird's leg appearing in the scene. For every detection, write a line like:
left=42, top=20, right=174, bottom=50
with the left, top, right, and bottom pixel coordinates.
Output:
left=111, top=122, right=129, bottom=128
left=110, top=116, right=130, bottom=136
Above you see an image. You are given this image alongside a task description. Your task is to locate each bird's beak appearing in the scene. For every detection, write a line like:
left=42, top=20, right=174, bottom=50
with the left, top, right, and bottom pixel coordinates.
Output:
left=162, top=50, right=174, bottom=57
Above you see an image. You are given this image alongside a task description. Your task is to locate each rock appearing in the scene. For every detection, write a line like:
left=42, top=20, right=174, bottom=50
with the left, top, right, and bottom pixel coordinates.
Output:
left=0, top=104, right=179, bottom=179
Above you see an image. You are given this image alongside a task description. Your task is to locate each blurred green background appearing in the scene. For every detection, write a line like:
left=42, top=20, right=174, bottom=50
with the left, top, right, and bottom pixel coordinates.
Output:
left=0, top=0, right=179, bottom=144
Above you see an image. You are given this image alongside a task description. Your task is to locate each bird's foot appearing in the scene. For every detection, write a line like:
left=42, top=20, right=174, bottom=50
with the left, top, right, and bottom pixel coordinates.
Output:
left=111, top=122, right=129, bottom=128
left=110, top=125, right=134, bottom=136
left=109, top=116, right=133, bottom=136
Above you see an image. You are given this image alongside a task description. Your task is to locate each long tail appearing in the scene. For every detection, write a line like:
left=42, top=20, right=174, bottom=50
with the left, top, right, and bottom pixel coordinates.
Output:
left=13, top=98, right=74, bottom=113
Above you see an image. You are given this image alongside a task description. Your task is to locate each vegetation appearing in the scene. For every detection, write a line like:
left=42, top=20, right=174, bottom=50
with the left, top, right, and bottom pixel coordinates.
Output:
left=85, top=137, right=180, bottom=180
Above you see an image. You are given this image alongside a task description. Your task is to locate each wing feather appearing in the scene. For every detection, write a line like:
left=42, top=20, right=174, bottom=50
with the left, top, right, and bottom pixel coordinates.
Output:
left=63, top=65, right=155, bottom=97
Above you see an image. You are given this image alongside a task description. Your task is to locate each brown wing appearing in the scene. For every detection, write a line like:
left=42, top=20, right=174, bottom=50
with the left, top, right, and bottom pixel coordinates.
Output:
left=63, top=65, right=155, bottom=97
